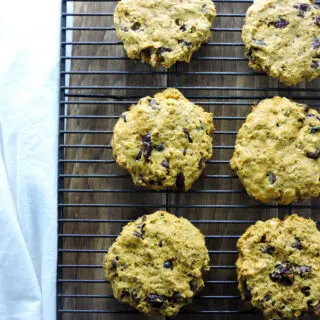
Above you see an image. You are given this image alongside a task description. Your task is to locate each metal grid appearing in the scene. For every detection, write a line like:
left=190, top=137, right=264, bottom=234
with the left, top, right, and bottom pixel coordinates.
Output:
left=58, top=0, right=320, bottom=319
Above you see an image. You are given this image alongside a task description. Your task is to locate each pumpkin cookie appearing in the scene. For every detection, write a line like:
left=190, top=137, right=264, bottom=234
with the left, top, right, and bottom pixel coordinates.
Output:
left=236, top=214, right=320, bottom=319
left=104, top=211, right=210, bottom=316
left=230, top=97, right=320, bottom=204
left=114, top=0, right=216, bottom=68
left=242, top=0, right=320, bottom=86
left=112, top=88, right=214, bottom=191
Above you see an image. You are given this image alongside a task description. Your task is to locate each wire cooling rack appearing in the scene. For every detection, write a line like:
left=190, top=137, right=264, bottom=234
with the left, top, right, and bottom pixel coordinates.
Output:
left=58, top=0, right=320, bottom=319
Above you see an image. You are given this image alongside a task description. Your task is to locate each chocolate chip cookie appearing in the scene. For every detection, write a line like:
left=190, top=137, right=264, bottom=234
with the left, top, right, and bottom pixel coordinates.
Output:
left=237, top=214, right=320, bottom=319
left=242, top=0, right=320, bottom=86
left=112, top=88, right=214, bottom=191
left=230, top=96, right=320, bottom=204
left=114, top=0, right=216, bottom=68
left=104, top=211, right=210, bottom=316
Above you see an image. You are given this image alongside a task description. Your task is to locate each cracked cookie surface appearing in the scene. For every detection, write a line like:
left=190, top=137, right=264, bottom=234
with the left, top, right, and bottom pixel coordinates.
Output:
left=242, top=0, right=320, bottom=86
left=114, top=0, right=216, bottom=68
left=104, top=211, right=210, bottom=316
left=112, top=88, right=214, bottom=191
left=230, top=96, right=320, bottom=204
left=236, top=214, right=320, bottom=319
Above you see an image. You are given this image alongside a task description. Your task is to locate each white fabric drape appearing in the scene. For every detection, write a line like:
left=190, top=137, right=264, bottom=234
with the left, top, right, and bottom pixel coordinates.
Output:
left=0, top=1, right=61, bottom=319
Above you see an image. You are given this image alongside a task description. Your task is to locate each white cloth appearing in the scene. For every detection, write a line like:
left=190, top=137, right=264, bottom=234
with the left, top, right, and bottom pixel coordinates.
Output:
left=0, top=1, right=61, bottom=319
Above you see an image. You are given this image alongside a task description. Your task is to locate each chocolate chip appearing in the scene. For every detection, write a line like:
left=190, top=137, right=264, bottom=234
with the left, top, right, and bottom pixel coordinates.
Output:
left=243, top=281, right=252, bottom=301
left=163, top=259, right=173, bottom=269
left=132, top=231, right=143, bottom=239
left=149, top=98, right=159, bottom=110
left=110, top=260, right=117, bottom=270
left=131, top=22, right=141, bottom=31
left=198, top=157, right=205, bottom=168
left=313, top=38, right=320, bottom=49
left=310, top=126, right=320, bottom=133
left=261, top=235, right=267, bottom=243
left=275, top=18, right=289, bottom=28
left=301, top=286, right=311, bottom=296
left=280, top=275, right=295, bottom=286
left=189, top=279, right=198, bottom=292
left=307, top=149, right=320, bottom=159
left=307, top=300, right=314, bottom=311
left=315, top=17, right=320, bottom=27
left=120, top=289, right=130, bottom=299
left=183, top=128, right=193, bottom=143
left=161, top=160, right=169, bottom=169
left=154, top=143, right=165, bottom=151
left=141, top=133, right=153, bottom=160
left=146, top=294, right=166, bottom=307
left=267, top=171, right=276, bottom=184
left=269, top=18, right=289, bottom=28
left=294, top=3, right=311, bottom=11
left=261, top=245, right=275, bottom=255
left=190, top=26, right=196, bottom=33
left=136, top=150, right=142, bottom=160
left=307, top=300, right=320, bottom=314
left=304, top=105, right=310, bottom=113
left=270, top=272, right=281, bottom=282
left=138, top=223, right=146, bottom=236
left=263, top=295, right=271, bottom=302
left=297, top=265, right=312, bottom=277
left=180, top=24, right=187, bottom=31
left=311, top=61, right=319, bottom=69
left=306, top=113, right=320, bottom=120
left=159, top=240, right=163, bottom=247
left=157, top=47, right=172, bottom=55
left=176, top=172, right=185, bottom=190
left=131, top=289, right=140, bottom=304
left=142, top=133, right=151, bottom=142
left=120, top=114, right=127, bottom=122
left=179, top=40, right=191, bottom=47
left=172, top=293, right=184, bottom=302
left=270, top=262, right=295, bottom=286
left=246, top=50, right=253, bottom=61
left=183, top=148, right=187, bottom=156
left=140, top=47, right=151, bottom=59
left=157, top=48, right=173, bottom=62
left=142, top=215, right=147, bottom=221
left=175, top=19, right=180, bottom=25
left=294, top=3, right=311, bottom=16
left=291, top=237, right=303, bottom=250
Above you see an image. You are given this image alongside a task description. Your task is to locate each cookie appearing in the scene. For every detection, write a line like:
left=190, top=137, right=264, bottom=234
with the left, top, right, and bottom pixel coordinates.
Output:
left=242, top=0, right=320, bottom=86
left=236, top=214, right=320, bottom=319
left=114, top=0, right=216, bottom=68
left=104, top=211, right=210, bottom=316
left=112, top=88, right=214, bottom=191
left=230, top=96, right=320, bottom=204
